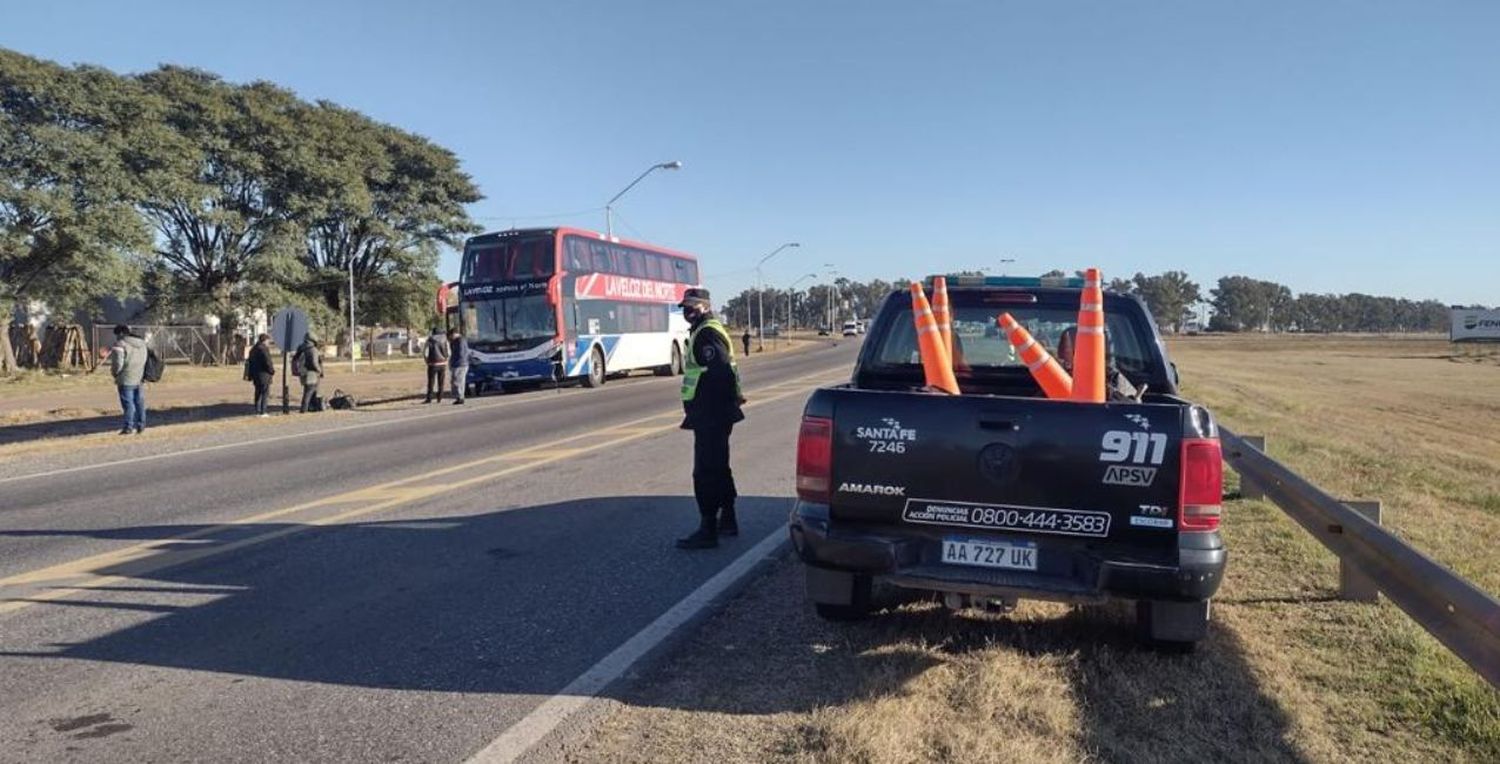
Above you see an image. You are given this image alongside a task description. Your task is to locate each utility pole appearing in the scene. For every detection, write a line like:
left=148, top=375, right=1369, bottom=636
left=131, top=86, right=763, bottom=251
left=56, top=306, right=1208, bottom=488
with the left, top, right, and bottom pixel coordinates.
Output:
left=754, top=242, right=799, bottom=352
left=348, top=257, right=356, bottom=373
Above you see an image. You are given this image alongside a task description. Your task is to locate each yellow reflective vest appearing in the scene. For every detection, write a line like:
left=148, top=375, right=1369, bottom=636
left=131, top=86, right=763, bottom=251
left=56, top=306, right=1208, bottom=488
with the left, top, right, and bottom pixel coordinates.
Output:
left=681, top=318, right=743, bottom=401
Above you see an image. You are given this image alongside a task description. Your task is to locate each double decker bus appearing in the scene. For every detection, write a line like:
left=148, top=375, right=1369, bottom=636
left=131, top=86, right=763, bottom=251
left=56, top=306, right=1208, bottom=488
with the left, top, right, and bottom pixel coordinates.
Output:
left=457, top=227, right=700, bottom=392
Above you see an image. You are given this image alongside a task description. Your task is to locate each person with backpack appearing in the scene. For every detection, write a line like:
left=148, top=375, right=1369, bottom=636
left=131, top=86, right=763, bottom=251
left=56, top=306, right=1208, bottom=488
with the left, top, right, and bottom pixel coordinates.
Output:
left=423, top=327, right=450, bottom=403
left=107, top=325, right=149, bottom=435
left=295, top=333, right=324, bottom=413
left=245, top=333, right=276, bottom=417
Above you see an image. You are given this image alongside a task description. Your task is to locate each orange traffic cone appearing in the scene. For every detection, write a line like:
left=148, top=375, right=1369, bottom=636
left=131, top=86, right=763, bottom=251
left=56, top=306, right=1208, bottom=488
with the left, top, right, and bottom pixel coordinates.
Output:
left=997, top=312, right=1073, bottom=400
left=910, top=282, right=960, bottom=394
left=1071, top=267, right=1106, bottom=402
left=932, top=275, right=954, bottom=360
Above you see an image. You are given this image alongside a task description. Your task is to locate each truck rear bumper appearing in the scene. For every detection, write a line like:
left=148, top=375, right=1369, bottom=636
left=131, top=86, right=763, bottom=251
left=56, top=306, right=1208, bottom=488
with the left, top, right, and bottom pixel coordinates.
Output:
left=789, top=501, right=1225, bottom=603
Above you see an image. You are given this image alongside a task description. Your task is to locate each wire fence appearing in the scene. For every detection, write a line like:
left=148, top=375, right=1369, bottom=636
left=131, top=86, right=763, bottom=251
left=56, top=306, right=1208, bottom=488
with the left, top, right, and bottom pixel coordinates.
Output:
left=92, top=325, right=223, bottom=366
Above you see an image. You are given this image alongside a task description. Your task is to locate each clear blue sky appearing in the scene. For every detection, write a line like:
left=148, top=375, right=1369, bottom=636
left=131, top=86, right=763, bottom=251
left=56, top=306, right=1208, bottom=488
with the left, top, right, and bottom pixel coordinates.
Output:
left=4, top=1, right=1496, bottom=306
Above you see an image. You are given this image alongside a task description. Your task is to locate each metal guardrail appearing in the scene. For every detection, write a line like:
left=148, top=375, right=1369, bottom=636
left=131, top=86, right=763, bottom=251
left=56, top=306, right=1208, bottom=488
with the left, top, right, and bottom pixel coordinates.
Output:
left=1220, top=426, right=1500, bottom=689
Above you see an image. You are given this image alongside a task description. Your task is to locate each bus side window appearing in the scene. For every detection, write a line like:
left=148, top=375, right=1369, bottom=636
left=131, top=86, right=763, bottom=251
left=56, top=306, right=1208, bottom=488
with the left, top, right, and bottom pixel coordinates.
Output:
left=591, top=242, right=612, bottom=273
left=566, top=238, right=589, bottom=272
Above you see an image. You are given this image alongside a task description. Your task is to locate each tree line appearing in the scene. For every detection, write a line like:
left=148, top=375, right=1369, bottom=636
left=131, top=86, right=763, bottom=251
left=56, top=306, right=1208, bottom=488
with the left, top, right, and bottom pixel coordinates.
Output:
left=722, top=269, right=1455, bottom=335
left=1, top=48, right=481, bottom=372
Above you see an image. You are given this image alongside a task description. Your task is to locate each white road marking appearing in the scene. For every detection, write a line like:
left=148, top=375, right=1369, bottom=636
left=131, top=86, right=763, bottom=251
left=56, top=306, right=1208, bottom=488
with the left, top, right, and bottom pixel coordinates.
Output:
left=466, top=526, right=789, bottom=764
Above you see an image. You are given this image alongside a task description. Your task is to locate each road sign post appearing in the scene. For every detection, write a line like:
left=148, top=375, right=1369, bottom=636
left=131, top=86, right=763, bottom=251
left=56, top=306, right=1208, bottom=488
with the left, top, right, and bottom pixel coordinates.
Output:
left=271, top=307, right=309, bottom=416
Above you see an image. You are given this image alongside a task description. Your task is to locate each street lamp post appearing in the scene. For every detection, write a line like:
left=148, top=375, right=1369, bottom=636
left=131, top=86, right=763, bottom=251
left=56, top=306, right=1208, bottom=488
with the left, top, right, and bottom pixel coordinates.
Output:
left=828, top=281, right=837, bottom=329
left=755, top=242, right=799, bottom=352
left=347, top=257, right=356, bottom=373
left=786, top=272, right=817, bottom=332
left=605, top=160, right=682, bottom=240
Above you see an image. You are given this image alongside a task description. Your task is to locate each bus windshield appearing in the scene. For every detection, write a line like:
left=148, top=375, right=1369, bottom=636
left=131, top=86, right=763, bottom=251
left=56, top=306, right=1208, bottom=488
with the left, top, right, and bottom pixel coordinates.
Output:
left=463, top=236, right=556, bottom=282
left=466, top=294, right=556, bottom=352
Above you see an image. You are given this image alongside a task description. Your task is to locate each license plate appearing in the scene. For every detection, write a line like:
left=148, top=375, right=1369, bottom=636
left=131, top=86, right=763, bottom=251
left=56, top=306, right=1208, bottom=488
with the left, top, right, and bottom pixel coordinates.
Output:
left=941, top=537, right=1037, bottom=571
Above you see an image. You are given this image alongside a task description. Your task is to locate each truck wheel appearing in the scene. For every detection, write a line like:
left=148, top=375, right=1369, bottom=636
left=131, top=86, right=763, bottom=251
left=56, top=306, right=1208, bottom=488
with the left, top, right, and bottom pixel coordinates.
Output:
left=807, top=568, right=873, bottom=621
left=583, top=347, right=605, bottom=388
left=1136, top=599, right=1210, bottom=653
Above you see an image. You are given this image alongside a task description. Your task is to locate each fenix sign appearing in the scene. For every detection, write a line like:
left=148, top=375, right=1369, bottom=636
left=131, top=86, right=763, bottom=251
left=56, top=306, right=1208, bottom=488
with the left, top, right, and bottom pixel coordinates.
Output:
left=1450, top=309, right=1500, bottom=343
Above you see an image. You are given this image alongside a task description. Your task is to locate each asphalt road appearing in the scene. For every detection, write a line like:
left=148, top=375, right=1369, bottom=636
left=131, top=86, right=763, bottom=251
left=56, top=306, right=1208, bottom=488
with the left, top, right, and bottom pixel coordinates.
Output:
left=0, top=339, right=860, bottom=762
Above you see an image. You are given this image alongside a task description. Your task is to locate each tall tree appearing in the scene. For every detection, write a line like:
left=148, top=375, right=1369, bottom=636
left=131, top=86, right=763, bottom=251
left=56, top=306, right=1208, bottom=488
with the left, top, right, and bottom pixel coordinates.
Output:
left=133, top=67, right=309, bottom=316
left=0, top=50, right=148, bottom=373
left=296, top=104, right=480, bottom=321
left=1131, top=271, right=1201, bottom=333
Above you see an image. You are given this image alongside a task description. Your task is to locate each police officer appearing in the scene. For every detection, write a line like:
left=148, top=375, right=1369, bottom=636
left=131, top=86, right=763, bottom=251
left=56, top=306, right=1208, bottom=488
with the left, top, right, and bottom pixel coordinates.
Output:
left=676, top=288, right=745, bottom=549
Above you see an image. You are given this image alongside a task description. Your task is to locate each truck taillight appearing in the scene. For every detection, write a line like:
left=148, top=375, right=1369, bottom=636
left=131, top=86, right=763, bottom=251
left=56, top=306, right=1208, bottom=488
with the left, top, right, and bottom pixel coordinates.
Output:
left=1179, top=438, right=1223, bottom=532
left=796, top=416, right=834, bottom=503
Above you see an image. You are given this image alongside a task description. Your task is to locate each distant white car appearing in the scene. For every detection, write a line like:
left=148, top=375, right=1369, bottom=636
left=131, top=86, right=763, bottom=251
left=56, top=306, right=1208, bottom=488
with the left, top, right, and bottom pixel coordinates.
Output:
left=841, top=321, right=859, bottom=337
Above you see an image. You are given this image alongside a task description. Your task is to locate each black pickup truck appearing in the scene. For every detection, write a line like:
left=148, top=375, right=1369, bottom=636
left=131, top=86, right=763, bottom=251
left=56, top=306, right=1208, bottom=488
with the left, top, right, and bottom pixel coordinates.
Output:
left=789, top=277, right=1225, bottom=648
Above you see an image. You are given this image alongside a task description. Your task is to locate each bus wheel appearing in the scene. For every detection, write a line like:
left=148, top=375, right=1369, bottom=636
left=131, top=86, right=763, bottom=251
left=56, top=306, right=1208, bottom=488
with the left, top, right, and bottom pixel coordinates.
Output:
left=655, top=343, right=682, bottom=377
left=583, top=347, right=605, bottom=388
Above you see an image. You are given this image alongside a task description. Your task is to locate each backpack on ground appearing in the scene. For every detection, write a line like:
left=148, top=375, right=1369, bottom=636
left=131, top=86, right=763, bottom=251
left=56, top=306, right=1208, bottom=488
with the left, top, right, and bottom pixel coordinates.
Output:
left=328, top=389, right=358, bottom=410
left=143, top=349, right=165, bottom=383
left=309, top=391, right=325, bottom=412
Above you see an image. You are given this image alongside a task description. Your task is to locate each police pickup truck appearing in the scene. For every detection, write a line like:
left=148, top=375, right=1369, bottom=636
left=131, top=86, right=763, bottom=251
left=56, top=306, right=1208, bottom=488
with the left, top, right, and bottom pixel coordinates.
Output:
left=789, top=276, right=1225, bottom=648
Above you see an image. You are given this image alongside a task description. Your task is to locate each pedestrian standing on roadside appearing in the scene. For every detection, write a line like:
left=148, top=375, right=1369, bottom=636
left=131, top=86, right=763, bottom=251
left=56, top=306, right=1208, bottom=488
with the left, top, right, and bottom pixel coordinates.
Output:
left=675, top=288, right=746, bottom=550
left=448, top=328, right=470, bottom=405
left=295, top=333, right=324, bottom=413
left=423, top=326, right=449, bottom=403
left=107, top=324, right=148, bottom=435
left=245, top=333, right=276, bottom=417
left=741, top=328, right=752, bottom=356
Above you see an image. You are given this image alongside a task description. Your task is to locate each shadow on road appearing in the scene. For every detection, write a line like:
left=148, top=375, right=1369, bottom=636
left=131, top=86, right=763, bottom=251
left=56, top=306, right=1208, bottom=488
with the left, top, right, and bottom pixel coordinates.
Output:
left=0, top=402, right=268, bottom=444
left=0, top=490, right=1302, bottom=761
left=0, top=496, right=791, bottom=700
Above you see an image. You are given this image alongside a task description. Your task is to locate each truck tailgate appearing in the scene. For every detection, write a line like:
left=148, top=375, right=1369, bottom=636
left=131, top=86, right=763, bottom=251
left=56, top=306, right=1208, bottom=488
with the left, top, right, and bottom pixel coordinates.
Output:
left=827, top=389, right=1186, bottom=555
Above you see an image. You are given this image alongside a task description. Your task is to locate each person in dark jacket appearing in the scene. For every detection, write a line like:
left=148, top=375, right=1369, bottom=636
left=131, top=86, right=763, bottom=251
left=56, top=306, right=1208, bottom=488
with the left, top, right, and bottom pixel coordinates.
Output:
left=741, top=329, right=752, bottom=356
left=245, top=333, right=276, bottom=417
left=675, top=288, right=746, bottom=549
left=424, top=327, right=450, bottom=403
left=448, top=329, right=470, bottom=405
left=296, top=334, right=324, bottom=413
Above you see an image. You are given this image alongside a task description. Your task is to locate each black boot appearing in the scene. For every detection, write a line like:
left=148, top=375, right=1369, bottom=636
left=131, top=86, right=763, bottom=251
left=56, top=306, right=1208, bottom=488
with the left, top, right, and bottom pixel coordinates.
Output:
left=676, top=516, right=718, bottom=549
left=718, top=506, right=738, bottom=537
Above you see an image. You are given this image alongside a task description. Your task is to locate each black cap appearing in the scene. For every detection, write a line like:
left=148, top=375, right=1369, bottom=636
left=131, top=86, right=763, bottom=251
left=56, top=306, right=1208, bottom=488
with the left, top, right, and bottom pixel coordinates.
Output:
left=678, top=287, right=711, bottom=309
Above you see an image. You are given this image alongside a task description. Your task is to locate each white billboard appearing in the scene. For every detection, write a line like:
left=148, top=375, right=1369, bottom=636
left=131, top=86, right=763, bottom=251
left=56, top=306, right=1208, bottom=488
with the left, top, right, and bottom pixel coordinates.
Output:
left=1450, top=308, right=1500, bottom=343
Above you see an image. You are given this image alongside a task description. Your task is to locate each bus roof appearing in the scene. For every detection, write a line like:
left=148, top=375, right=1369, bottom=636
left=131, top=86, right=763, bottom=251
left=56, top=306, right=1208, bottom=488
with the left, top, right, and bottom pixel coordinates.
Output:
left=465, top=226, right=698, bottom=263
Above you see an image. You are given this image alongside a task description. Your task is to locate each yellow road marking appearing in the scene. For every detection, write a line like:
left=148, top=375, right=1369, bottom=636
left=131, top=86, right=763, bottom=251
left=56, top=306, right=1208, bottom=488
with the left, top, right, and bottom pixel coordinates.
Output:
left=0, top=370, right=843, bottom=616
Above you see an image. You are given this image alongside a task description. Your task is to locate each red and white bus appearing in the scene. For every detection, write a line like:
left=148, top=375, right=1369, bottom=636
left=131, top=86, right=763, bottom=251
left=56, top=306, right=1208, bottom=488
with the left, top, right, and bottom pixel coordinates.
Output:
left=457, top=227, right=700, bottom=391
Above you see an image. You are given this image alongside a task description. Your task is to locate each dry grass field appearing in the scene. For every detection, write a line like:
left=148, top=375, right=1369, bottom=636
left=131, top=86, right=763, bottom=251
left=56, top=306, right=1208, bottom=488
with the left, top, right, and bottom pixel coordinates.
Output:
left=572, top=335, right=1500, bottom=763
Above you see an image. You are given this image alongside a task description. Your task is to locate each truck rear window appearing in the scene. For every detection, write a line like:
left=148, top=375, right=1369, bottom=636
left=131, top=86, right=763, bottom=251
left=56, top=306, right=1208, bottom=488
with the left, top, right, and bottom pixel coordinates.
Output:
left=871, top=301, right=1152, bottom=376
